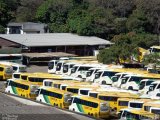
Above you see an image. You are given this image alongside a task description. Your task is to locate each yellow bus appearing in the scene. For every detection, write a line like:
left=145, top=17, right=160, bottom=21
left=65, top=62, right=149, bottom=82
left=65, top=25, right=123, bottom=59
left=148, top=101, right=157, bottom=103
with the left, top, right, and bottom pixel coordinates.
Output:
left=65, top=85, right=99, bottom=96
left=36, top=86, right=73, bottom=109
left=0, top=64, right=13, bottom=80
left=118, top=109, right=156, bottom=120
left=98, top=92, right=139, bottom=114
left=22, top=73, right=66, bottom=85
left=5, top=79, right=40, bottom=99
left=117, top=98, right=134, bottom=113
left=69, top=95, right=110, bottom=119
left=143, top=101, right=160, bottom=112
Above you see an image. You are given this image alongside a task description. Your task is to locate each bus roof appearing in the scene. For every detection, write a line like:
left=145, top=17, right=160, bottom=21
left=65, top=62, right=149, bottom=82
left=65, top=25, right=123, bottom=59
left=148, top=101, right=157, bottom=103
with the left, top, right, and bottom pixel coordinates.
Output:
left=98, top=92, right=139, bottom=98
left=43, top=86, right=72, bottom=94
left=129, top=109, right=155, bottom=119
left=73, top=95, right=108, bottom=104
left=143, top=101, right=160, bottom=107
left=13, top=79, right=40, bottom=85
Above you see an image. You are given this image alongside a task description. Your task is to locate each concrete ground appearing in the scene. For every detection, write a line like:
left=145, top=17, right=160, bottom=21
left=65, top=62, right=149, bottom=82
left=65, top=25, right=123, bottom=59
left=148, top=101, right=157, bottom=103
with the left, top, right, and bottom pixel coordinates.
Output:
left=0, top=91, right=95, bottom=120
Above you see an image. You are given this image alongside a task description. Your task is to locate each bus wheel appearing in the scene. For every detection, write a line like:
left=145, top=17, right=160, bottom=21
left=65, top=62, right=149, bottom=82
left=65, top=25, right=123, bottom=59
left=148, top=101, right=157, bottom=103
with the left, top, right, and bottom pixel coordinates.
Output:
left=40, top=99, right=41, bottom=102
left=88, top=113, right=90, bottom=115
left=73, top=108, right=75, bottom=111
left=102, top=81, right=106, bottom=85
left=54, top=103, right=56, bottom=106
left=78, top=75, right=82, bottom=78
left=128, top=86, right=133, bottom=90
left=91, top=113, right=93, bottom=116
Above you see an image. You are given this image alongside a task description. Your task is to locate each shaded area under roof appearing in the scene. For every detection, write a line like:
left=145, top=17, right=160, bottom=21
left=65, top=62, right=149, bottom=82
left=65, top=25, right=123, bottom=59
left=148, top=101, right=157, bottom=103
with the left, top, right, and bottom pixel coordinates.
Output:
left=0, top=33, right=112, bottom=47
left=22, top=52, right=77, bottom=58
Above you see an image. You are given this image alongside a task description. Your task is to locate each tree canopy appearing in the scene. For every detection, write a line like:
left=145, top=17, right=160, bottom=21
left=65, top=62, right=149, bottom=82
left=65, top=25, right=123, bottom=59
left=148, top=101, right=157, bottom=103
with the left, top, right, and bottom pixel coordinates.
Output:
left=0, top=0, right=160, bottom=65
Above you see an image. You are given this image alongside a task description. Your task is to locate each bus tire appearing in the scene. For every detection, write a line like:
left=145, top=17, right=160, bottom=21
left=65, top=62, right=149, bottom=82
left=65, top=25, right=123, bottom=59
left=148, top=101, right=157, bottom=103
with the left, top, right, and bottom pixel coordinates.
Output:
left=73, top=108, right=75, bottom=111
left=128, top=86, right=133, bottom=90
left=91, top=113, right=93, bottom=116
left=88, top=113, right=90, bottom=115
left=102, top=81, right=106, bottom=85
left=78, top=75, right=82, bottom=78
left=54, top=103, right=56, bottom=106
left=40, top=99, right=41, bottom=102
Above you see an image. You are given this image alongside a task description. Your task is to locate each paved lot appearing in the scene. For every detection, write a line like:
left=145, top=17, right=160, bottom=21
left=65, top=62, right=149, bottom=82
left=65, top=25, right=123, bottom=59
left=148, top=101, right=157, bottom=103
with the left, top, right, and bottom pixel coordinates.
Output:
left=0, top=91, right=96, bottom=120
left=27, top=65, right=48, bottom=73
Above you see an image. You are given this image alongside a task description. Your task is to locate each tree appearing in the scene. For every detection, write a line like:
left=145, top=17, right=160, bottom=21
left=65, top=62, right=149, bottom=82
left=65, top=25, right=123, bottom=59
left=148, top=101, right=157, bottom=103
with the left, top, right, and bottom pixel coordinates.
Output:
left=126, top=10, right=148, bottom=33
left=0, top=0, right=18, bottom=32
left=16, top=0, right=44, bottom=22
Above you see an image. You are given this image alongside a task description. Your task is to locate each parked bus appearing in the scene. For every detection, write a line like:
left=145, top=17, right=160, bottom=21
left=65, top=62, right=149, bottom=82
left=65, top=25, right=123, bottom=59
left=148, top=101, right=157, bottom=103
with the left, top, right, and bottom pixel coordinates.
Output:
left=143, top=101, right=160, bottom=113
left=117, top=98, right=134, bottom=113
left=69, top=95, right=110, bottom=118
left=5, top=79, right=39, bottom=99
left=48, top=60, right=59, bottom=74
left=0, top=61, right=26, bottom=73
left=0, top=54, right=24, bottom=64
left=118, top=108, right=156, bottom=120
left=36, top=86, right=72, bottom=109
left=98, top=92, right=139, bottom=115
left=0, top=64, right=13, bottom=80
left=138, top=79, right=156, bottom=94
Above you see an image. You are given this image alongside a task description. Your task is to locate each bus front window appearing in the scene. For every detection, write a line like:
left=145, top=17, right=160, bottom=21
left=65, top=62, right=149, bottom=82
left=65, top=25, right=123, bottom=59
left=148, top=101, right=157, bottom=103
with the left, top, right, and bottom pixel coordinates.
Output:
left=121, top=77, right=129, bottom=84
left=56, top=63, right=62, bottom=71
left=139, top=81, right=145, bottom=90
left=95, top=72, right=102, bottom=79
left=112, top=75, right=120, bottom=82
left=63, top=65, right=69, bottom=73
left=148, top=84, right=157, bottom=92
left=71, top=66, right=78, bottom=74
left=87, top=70, right=94, bottom=77
left=48, top=62, right=54, bottom=69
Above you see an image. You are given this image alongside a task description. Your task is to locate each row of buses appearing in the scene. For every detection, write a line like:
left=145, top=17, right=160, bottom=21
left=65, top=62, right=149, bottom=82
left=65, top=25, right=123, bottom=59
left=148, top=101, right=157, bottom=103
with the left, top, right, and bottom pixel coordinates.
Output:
left=5, top=74, right=160, bottom=119
left=2, top=56, right=160, bottom=119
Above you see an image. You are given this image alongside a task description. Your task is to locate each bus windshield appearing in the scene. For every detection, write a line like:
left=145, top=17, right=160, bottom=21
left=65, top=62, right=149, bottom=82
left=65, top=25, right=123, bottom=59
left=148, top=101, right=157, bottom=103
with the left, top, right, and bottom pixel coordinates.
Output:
left=112, top=75, right=120, bottom=82
left=63, top=64, right=69, bottom=73
left=148, top=84, right=157, bottom=92
left=56, top=63, right=62, bottom=71
left=95, top=72, right=102, bottom=79
left=121, top=77, right=130, bottom=84
left=71, top=66, right=78, bottom=74
left=139, top=81, right=145, bottom=90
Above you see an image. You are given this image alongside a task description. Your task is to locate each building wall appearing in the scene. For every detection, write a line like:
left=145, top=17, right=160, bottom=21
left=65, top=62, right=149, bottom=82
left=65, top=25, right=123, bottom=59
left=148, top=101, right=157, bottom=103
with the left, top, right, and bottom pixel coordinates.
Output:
left=0, top=38, right=20, bottom=48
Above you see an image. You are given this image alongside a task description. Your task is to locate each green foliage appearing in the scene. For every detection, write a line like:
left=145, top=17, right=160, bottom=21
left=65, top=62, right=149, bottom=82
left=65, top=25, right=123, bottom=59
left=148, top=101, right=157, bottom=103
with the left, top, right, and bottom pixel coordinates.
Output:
left=0, top=25, right=5, bottom=33
left=143, top=53, right=160, bottom=65
left=98, top=33, right=159, bottom=64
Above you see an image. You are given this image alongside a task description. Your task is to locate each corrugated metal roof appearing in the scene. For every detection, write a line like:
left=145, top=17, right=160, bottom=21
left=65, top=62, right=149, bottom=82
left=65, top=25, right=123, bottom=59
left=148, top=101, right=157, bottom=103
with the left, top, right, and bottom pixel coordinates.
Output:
left=0, top=33, right=112, bottom=47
